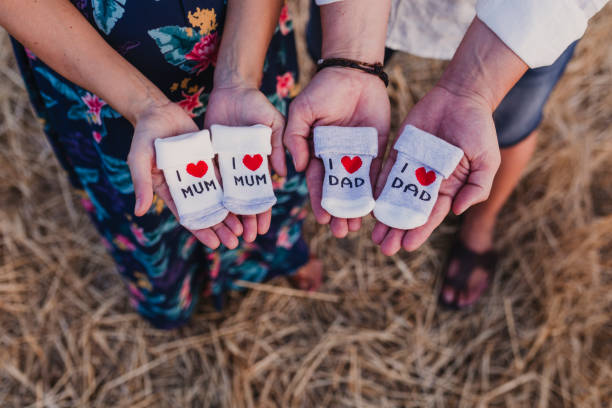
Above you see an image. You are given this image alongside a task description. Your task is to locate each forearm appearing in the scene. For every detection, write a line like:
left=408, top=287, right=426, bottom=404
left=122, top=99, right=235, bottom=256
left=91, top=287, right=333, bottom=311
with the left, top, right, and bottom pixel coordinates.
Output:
left=0, top=0, right=168, bottom=125
left=214, top=0, right=283, bottom=88
left=320, top=0, right=391, bottom=62
left=437, top=18, right=528, bottom=111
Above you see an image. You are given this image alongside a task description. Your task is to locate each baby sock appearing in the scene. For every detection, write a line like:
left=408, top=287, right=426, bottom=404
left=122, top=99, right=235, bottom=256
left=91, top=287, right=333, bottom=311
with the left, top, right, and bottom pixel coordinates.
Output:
left=211, top=124, right=277, bottom=215
left=313, top=126, right=378, bottom=218
left=154, top=129, right=228, bottom=230
left=374, top=125, right=464, bottom=230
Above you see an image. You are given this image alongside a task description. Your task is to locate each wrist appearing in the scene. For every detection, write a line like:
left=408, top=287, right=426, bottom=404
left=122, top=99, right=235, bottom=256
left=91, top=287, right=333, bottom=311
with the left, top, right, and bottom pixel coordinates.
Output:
left=320, top=0, right=390, bottom=63
left=122, top=74, right=172, bottom=125
left=128, top=91, right=175, bottom=126
left=317, top=58, right=389, bottom=87
left=321, top=42, right=384, bottom=63
left=436, top=74, right=496, bottom=113
left=213, top=66, right=260, bottom=90
left=437, top=18, right=528, bottom=111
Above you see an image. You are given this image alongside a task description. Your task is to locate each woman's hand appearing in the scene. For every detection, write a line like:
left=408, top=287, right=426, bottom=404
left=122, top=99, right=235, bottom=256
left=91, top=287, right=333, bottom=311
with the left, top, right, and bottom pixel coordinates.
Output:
left=128, top=101, right=243, bottom=249
left=372, top=85, right=500, bottom=255
left=284, top=67, right=390, bottom=237
left=204, top=83, right=286, bottom=242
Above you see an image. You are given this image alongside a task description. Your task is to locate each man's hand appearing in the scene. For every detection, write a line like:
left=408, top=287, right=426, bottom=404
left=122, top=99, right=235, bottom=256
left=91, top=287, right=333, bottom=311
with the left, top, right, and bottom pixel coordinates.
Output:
left=204, top=84, right=286, bottom=242
left=128, top=102, right=243, bottom=250
left=372, top=85, right=500, bottom=255
left=372, top=18, right=528, bottom=255
left=284, top=67, right=390, bottom=237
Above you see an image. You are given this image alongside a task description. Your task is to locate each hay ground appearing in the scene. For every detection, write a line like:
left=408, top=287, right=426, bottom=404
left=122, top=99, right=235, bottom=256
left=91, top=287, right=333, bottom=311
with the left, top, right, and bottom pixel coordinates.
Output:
left=1, top=1, right=611, bottom=407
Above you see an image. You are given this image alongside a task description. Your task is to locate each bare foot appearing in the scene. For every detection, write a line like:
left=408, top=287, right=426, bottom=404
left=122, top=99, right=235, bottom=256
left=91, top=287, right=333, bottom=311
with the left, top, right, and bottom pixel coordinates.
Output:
left=442, top=258, right=492, bottom=307
left=290, top=258, right=323, bottom=292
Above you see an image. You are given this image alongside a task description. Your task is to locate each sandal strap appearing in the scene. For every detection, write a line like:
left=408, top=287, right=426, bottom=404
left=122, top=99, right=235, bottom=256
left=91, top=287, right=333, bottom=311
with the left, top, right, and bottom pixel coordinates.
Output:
left=443, top=240, right=497, bottom=292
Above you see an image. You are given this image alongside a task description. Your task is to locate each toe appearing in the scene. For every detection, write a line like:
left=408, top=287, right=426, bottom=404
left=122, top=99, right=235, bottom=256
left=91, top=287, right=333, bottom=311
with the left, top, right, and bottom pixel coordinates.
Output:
left=442, top=286, right=456, bottom=304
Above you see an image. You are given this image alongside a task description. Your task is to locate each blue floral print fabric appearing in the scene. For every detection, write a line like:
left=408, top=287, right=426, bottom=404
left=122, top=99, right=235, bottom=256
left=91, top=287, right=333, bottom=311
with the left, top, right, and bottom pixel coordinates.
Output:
left=11, top=0, right=308, bottom=329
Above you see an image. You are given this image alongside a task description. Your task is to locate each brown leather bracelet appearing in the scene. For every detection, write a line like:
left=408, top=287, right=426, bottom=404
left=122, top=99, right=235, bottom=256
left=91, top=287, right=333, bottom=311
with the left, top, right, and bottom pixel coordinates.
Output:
left=316, top=57, right=389, bottom=87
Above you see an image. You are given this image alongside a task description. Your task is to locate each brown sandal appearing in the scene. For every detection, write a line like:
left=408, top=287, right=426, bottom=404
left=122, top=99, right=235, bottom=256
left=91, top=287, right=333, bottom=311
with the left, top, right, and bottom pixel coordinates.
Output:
left=438, top=240, right=497, bottom=310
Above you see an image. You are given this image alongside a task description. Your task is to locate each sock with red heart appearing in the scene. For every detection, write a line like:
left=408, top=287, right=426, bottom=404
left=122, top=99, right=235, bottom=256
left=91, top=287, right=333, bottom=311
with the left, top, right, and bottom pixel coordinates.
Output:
left=374, top=125, right=464, bottom=230
left=154, top=129, right=228, bottom=230
left=314, top=126, right=378, bottom=218
left=211, top=124, right=277, bottom=215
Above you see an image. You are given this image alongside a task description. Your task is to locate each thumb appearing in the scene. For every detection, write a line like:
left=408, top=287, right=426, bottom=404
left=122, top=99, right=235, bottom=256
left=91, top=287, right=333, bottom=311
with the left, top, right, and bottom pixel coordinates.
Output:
left=270, top=109, right=287, bottom=177
left=451, top=154, right=500, bottom=215
left=284, top=98, right=314, bottom=172
left=127, top=141, right=155, bottom=217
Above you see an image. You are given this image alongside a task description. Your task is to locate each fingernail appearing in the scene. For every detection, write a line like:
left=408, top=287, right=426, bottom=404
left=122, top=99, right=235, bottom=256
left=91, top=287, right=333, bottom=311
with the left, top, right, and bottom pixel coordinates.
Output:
left=134, top=197, right=141, bottom=214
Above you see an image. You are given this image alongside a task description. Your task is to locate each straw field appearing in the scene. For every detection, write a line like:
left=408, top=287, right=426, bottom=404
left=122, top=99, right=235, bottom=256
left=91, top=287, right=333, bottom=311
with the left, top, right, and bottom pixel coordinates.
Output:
left=0, top=1, right=611, bottom=407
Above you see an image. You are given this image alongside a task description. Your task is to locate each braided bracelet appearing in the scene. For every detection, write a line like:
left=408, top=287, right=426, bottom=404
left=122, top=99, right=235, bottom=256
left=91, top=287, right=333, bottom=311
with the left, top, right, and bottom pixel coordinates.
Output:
left=316, top=57, right=389, bottom=87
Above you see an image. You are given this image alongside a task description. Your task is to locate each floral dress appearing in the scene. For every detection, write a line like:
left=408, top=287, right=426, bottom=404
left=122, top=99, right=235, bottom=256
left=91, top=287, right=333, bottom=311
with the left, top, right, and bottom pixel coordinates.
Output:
left=11, top=1, right=308, bottom=329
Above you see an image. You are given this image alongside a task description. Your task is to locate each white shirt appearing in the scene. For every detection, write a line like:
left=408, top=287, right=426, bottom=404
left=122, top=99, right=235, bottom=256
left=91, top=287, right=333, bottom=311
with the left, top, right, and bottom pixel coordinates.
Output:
left=314, top=0, right=609, bottom=68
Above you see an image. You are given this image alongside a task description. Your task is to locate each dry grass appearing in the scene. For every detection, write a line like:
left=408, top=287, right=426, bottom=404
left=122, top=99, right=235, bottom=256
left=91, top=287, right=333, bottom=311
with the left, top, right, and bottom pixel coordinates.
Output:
left=1, top=1, right=611, bottom=407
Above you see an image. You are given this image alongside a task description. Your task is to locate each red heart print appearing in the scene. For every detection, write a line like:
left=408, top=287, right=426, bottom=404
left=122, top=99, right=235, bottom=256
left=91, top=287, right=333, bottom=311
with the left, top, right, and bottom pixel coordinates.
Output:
left=186, top=161, right=208, bottom=178
left=341, top=156, right=362, bottom=174
left=243, top=154, right=263, bottom=171
left=415, top=167, right=436, bottom=186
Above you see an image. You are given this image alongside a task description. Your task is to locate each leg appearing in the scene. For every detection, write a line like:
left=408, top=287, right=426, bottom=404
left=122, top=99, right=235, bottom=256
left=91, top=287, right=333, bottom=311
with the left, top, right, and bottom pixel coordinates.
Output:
left=440, top=41, right=578, bottom=308
left=442, top=131, right=537, bottom=306
left=460, top=131, right=538, bottom=252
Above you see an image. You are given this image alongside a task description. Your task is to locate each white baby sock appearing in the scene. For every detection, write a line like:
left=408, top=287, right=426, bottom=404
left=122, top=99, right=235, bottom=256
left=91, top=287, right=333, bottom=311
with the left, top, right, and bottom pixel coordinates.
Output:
left=374, top=125, right=464, bottom=230
left=211, top=124, right=277, bottom=215
left=154, top=129, right=228, bottom=230
left=313, top=126, right=378, bottom=218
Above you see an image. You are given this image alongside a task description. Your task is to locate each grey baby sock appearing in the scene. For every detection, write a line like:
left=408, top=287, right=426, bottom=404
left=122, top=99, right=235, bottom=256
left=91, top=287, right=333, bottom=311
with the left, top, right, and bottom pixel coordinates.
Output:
left=314, top=126, right=378, bottom=218
left=211, top=124, right=277, bottom=215
left=374, top=125, right=464, bottom=230
left=155, top=129, right=228, bottom=230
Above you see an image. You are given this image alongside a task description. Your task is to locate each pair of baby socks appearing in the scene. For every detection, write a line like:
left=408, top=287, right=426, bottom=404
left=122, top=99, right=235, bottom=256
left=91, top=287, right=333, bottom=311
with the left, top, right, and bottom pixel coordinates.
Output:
left=154, top=125, right=276, bottom=230
left=314, top=125, right=463, bottom=230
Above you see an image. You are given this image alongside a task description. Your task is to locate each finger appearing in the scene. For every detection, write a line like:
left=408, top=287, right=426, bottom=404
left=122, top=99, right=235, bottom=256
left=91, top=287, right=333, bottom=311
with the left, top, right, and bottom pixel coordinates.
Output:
left=401, top=194, right=453, bottom=251
left=373, top=149, right=397, bottom=199
left=151, top=172, right=177, bottom=215
left=452, top=167, right=497, bottom=215
left=257, top=209, right=272, bottom=235
left=223, top=213, right=244, bottom=236
left=127, top=143, right=154, bottom=216
left=212, top=223, right=240, bottom=249
left=380, top=228, right=404, bottom=256
left=242, top=214, right=258, bottom=243
left=305, top=159, right=331, bottom=225
left=370, top=116, right=391, bottom=185
left=270, top=110, right=287, bottom=177
left=372, top=221, right=389, bottom=245
left=285, top=98, right=314, bottom=171
left=192, top=228, right=221, bottom=250
left=330, top=217, right=349, bottom=238
left=347, top=217, right=362, bottom=232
